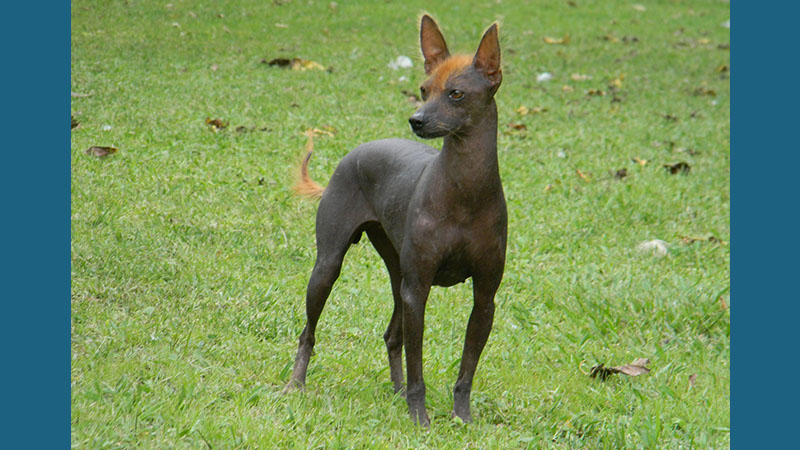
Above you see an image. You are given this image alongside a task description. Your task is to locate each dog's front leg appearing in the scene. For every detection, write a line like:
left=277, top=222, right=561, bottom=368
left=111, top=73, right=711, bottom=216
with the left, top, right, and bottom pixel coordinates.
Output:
left=452, top=273, right=501, bottom=423
left=400, top=273, right=433, bottom=427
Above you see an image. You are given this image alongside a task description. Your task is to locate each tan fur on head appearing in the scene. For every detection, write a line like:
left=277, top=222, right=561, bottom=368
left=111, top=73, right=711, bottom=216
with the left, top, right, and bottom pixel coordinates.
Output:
left=428, top=54, right=473, bottom=92
left=292, top=132, right=325, bottom=200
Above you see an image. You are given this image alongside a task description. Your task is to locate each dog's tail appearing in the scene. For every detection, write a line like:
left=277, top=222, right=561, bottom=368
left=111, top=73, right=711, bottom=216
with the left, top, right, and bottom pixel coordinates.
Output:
left=292, top=132, right=325, bottom=200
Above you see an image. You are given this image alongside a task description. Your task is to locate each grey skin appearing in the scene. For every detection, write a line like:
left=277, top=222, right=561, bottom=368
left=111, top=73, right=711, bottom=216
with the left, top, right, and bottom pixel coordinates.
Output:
left=285, top=15, right=506, bottom=427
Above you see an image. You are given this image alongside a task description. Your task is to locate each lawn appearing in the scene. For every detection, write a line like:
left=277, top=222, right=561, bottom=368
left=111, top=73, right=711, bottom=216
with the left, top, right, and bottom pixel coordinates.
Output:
left=71, top=0, right=730, bottom=448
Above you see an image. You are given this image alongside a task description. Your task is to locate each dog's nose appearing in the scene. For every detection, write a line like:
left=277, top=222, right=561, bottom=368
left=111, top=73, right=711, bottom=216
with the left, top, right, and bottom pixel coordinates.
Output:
left=408, top=114, right=425, bottom=132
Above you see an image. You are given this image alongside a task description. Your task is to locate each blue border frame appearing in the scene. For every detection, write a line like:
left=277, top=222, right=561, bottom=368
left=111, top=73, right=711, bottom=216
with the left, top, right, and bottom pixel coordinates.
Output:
left=733, top=2, right=799, bottom=448
left=2, top=2, right=70, bottom=448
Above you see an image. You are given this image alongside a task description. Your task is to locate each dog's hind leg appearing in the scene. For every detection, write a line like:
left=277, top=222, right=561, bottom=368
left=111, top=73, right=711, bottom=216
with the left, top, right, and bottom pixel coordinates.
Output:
left=366, top=224, right=405, bottom=395
left=285, top=185, right=375, bottom=392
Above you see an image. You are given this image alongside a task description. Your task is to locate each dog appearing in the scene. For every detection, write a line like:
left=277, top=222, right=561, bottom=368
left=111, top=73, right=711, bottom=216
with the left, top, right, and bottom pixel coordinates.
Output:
left=285, top=15, right=506, bottom=427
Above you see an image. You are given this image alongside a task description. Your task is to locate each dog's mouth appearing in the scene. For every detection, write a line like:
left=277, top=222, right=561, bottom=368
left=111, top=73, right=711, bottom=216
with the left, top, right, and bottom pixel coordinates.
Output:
left=410, top=124, right=449, bottom=139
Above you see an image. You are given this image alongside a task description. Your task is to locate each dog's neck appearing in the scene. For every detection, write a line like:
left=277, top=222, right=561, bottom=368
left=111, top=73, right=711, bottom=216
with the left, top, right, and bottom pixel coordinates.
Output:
left=437, top=99, right=500, bottom=192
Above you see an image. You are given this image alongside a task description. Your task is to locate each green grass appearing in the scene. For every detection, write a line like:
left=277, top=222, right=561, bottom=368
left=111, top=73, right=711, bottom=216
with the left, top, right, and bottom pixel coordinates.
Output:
left=71, top=0, right=729, bottom=448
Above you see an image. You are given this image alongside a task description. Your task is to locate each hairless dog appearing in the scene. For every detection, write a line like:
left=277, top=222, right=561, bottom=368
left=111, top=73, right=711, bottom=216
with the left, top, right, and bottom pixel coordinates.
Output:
left=285, top=15, right=506, bottom=427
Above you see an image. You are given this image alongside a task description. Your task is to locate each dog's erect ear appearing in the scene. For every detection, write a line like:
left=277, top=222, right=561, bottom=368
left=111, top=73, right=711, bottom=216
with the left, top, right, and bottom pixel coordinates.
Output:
left=473, top=23, right=502, bottom=91
left=420, top=15, right=450, bottom=75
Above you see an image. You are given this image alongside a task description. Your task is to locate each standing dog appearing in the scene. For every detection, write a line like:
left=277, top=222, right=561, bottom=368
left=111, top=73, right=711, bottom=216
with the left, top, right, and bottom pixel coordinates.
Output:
left=285, top=15, right=506, bottom=427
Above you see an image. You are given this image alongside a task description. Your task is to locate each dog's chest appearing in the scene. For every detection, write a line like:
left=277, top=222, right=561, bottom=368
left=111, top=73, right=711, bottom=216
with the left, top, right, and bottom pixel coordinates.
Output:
left=433, top=254, right=472, bottom=287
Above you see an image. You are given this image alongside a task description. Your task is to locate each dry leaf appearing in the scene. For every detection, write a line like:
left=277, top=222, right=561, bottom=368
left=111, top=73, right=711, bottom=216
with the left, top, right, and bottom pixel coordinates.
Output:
left=663, top=161, right=691, bottom=174
left=716, top=64, right=729, bottom=73
left=507, top=123, right=527, bottom=131
left=632, top=157, right=648, bottom=166
left=692, top=87, right=716, bottom=97
left=586, top=89, right=605, bottom=96
left=662, top=113, right=679, bottom=122
left=543, top=35, right=570, bottom=45
left=292, top=59, right=325, bottom=71
left=71, top=116, right=79, bottom=129
left=675, top=147, right=700, bottom=156
left=576, top=169, right=591, bottom=183
left=688, top=373, right=698, bottom=388
left=610, top=74, right=625, bottom=89
left=603, top=34, right=620, bottom=43
left=267, top=57, right=326, bottom=71
left=571, top=73, right=590, bottom=81
left=590, top=358, right=651, bottom=381
left=719, top=296, right=728, bottom=311
left=562, top=85, right=574, bottom=92
left=85, top=146, right=118, bottom=157
left=516, top=106, right=547, bottom=116
left=717, top=43, right=730, bottom=50
left=679, top=234, right=727, bottom=245
left=697, top=38, right=711, bottom=45
left=614, top=168, right=628, bottom=179
left=205, top=117, right=228, bottom=131
left=544, top=184, right=554, bottom=192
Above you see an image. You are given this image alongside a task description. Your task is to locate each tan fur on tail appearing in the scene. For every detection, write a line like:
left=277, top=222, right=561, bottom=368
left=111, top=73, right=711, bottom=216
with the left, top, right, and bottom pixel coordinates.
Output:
left=292, top=132, right=325, bottom=200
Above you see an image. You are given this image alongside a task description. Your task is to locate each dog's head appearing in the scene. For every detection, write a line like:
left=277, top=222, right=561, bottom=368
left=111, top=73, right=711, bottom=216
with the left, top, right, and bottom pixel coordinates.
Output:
left=409, top=15, right=502, bottom=139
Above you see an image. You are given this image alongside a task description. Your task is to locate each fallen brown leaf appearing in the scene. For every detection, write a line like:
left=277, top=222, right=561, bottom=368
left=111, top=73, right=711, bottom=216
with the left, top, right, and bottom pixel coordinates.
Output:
left=85, top=146, right=118, bottom=157
left=516, top=106, right=548, bottom=116
left=663, top=161, right=691, bottom=174
left=71, top=116, right=79, bottom=129
left=562, top=85, right=574, bottom=92
left=205, top=117, right=228, bottom=131
left=717, top=43, right=730, bottom=50
left=614, top=168, right=628, bottom=179
left=571, top=73, right=591, bottom=81
left=688, top=373, right=698, bottom=388
left=716, top=64, right=729, bottom=73
left=543, top=34, right=570, bottom=45
left=576, top=169, right=591, bottom=183
left=632, top=157, right=648, bottom=166
left=266, top=57, right=326, bottom=71
left=692, top=87, right=716, bottom=97
left=507, top=123, right=527, bottom=131
left=590, top=358, right=651, bottom=381
left=680, top=234, right=727, bottom=246
left=603, top=34, right=620, bottom=43
left=586, top=89, right=605, bottom=96
left=609, top=74, right=625, bottom=89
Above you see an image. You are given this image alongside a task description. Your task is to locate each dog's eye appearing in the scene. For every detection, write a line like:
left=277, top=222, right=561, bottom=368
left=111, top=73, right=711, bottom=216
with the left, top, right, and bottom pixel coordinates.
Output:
left=449, top=90, right=464, bottom=100
left=419, top=86, right=427, bottom=100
